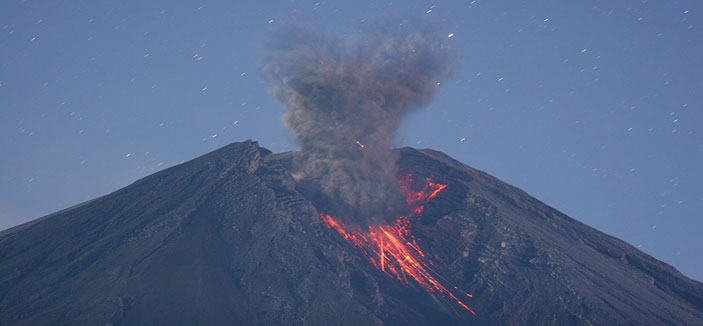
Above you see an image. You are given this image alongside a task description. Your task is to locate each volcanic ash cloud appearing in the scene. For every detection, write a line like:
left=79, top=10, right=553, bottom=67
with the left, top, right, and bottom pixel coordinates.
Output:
left=261, top=18, right=455, bottom=225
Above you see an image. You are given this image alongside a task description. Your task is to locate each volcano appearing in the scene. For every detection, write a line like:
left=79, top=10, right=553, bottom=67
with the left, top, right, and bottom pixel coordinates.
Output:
left=1, top=140, right=702, bottom=325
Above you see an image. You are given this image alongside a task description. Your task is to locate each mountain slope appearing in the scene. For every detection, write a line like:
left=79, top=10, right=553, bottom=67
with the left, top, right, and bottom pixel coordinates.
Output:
left=1, top=140, right=701, bottom=325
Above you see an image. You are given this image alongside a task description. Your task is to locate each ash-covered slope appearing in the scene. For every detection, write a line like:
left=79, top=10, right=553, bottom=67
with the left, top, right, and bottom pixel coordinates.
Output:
left=1, top=140, right=701, bottom=325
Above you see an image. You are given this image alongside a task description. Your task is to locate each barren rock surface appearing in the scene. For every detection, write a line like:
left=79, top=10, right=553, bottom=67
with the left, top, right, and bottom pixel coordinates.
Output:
left=1, top=140, right=701, bottom=325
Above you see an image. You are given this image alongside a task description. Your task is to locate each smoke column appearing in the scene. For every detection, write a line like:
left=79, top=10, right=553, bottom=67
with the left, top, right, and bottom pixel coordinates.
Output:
left=262, top=17, right=455, bottom=225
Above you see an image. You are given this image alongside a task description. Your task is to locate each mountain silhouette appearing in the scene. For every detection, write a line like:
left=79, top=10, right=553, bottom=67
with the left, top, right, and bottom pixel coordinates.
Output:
left=1, top=140, right=701, bottom=325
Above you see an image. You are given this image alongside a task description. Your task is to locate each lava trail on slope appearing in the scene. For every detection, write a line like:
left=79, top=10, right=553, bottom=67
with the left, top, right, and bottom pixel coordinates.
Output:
left=320, top=173, right=475, bottom=314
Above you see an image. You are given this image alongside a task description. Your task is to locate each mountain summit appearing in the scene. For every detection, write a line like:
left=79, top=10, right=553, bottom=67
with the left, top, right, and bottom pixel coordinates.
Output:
left=1, top=140, right=701, bottom=325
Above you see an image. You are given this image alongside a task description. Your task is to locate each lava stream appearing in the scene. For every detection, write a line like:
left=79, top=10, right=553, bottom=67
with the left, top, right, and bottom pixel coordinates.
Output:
left=320, top=174, right=475, bottom=314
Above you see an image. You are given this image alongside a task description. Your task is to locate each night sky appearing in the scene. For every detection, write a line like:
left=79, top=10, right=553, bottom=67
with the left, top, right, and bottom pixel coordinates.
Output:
left=1, top=1, right=701, bottom=281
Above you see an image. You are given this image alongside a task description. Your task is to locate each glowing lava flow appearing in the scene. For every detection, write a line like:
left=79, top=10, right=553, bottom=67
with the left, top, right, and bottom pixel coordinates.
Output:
left=320, top=174, right=475, bottom=315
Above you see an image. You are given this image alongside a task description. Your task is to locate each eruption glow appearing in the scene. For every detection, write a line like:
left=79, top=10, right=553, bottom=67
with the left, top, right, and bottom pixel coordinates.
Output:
left=320, top=174, right=475, bottom=315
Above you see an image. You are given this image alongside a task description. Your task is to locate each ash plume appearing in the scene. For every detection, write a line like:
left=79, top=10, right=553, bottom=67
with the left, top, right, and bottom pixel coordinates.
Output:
left=261, top=17, right=455, bottom=225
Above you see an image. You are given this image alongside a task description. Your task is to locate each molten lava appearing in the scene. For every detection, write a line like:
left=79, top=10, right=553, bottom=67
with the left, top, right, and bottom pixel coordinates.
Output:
left=320, top=173, right=475, bottom=315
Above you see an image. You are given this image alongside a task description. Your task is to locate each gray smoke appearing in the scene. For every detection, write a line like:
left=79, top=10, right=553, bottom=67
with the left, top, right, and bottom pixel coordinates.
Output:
left=262, top=18, right=454, bottom=225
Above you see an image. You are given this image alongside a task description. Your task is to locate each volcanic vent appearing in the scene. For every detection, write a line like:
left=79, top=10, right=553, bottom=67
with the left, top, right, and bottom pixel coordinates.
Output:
left=259, top=19, right=478, bottom=315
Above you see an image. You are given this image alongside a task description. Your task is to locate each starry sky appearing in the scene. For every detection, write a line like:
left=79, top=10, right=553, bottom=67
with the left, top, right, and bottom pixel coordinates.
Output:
left=1, top=1, right=701, bottom=280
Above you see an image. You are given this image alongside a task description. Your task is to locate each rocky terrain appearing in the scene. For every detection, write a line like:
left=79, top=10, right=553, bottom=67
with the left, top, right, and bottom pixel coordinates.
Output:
left=1, top=140, right=702, bottom=325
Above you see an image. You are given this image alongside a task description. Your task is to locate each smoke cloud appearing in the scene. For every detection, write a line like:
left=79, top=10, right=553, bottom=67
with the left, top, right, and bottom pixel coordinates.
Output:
left=262, top=17, right=455, bottom=225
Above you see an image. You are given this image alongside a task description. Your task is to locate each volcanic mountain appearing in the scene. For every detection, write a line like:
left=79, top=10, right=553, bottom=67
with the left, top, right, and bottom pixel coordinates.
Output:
left=1, top=140, right=702, bottom=325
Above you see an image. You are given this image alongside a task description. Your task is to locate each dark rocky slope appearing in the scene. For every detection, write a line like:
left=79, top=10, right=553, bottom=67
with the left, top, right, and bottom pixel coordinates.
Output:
left=1, top=140, right=701, bottom=325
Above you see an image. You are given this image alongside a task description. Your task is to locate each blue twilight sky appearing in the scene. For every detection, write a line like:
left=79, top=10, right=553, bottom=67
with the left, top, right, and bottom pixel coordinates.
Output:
left=1, top=1, right=701, bottom=280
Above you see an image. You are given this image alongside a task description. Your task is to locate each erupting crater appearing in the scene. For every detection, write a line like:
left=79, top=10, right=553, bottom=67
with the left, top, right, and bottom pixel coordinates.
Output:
left=320, top=173, right=475, bottom=315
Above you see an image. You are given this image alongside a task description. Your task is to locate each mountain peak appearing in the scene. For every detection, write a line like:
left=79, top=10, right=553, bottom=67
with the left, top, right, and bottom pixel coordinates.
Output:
left=1, top=141, right=701, bottom=325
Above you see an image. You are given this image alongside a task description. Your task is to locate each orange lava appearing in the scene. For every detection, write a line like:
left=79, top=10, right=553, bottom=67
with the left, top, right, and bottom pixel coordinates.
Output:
left=320, top=173, right=475, bottom=315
